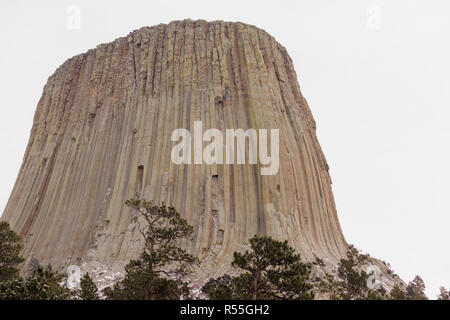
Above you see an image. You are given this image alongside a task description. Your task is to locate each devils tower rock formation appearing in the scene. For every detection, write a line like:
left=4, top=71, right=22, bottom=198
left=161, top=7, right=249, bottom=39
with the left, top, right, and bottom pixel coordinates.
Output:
left=2, top=20, right=350, bottom=282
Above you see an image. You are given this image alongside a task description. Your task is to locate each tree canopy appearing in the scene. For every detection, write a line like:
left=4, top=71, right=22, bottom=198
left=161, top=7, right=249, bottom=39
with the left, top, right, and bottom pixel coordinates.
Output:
left=203, top=236, right=314, bottom=300
left=104, top=200, right=198, bottom=300
left=406, top=275, right=428, bottom=300
left=320, top=245, right=388, bottom=300
left=0, top=265, right=71, bottom=300
left=0, top=221, right=24, bottom=282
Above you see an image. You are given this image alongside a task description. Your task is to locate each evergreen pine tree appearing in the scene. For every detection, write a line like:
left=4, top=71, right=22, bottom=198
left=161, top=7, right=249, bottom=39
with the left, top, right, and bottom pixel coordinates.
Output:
left=0, top=222, right=24, bottom=281
left=0, top=265, right=71, bottom=300
left=78, top=273, right=99, bottom=300
left=104, top=200, right=198, bottom=300
left=202, top=236, right=314, bottom=300
left=389, top=283, right=406, bottom=300
left=202, top=275, right=234, bottom=300
left=405, top=275, right=428, bottom=300
left=320, top=245, right=385, bottom=300
left=437, top=286, right=450, bottom=300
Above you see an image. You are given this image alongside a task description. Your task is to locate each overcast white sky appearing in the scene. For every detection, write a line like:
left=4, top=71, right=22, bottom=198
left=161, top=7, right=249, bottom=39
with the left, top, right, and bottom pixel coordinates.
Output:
left=1, top=0, right=449, bottom=298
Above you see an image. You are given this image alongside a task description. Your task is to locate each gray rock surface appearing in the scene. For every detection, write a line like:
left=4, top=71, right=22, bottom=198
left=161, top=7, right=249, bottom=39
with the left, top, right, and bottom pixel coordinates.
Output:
left=3, top=20, right=395, bottom=289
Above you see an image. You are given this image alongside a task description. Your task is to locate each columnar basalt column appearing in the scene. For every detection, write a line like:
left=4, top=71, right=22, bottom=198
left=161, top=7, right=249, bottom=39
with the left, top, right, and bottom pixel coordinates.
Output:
left=2, top=20, right=348, bottom=279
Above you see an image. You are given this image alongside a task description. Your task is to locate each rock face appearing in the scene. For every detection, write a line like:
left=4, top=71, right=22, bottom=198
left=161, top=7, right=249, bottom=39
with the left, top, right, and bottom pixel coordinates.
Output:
left=2, top=20, right=348, bottom=279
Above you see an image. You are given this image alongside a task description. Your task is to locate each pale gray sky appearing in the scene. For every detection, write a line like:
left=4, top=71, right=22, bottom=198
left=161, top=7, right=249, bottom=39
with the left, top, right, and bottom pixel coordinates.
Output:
left=1, top=0, right=449, bottom=298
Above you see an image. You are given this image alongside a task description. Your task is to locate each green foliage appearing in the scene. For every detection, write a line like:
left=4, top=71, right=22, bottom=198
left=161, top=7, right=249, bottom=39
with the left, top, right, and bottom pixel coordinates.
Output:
left=0, top=225, right=73, bottom=300
left=0, top=265, right=71, bottom=300
left=405, top=275, right=428, bottom=300
left=389, top=284, right=406, bottom=300
left=437, top=286, right=450, bottom=300
left=202, top=275, right=234, bottom=300
left=320, top=245, right=385, bottom=300
left=104, top=200, right=198, bottom=300
left=104, top=267, right=189, bottom=300
left=203, top=236, right=314, bottom=300
left=0, top=222, right=24, bottom=281
left=367, top=286, right=387, bottom=300
left=78, top=273, right=99, bottom=300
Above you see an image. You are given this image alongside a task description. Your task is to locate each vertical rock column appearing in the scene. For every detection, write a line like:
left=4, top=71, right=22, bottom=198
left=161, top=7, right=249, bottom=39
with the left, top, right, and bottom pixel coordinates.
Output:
left=2, top=20, right=347, bottom=278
